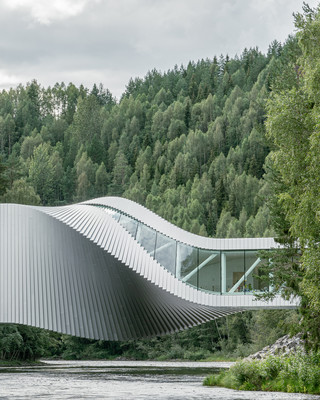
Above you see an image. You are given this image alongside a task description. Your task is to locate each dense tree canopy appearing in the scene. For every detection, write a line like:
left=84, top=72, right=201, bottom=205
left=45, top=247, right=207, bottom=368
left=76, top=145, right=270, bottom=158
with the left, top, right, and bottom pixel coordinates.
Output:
left=0, top=45, right=289, bottom=237
left=265, top=3, right=320, bottom=347
left=0, top=156, right=7, bottom=195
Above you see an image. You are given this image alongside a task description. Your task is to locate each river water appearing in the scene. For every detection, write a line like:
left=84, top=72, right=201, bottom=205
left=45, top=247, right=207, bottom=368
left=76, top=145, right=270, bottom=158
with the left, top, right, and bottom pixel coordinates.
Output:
left=1, top=360, right=320, bottom=400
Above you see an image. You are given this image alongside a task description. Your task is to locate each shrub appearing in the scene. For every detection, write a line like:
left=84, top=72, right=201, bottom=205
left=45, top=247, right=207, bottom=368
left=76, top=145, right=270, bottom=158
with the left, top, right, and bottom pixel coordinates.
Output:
left=204, top=352, right=320, bottom=394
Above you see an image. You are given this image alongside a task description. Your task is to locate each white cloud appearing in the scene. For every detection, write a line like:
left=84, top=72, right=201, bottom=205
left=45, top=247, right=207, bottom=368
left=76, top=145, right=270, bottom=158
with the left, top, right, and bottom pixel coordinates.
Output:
left=0, top=69, right=21, bottom=89
left=0, top=0, right=319, bottom=98
left=2, top=0, right=89, bottom=24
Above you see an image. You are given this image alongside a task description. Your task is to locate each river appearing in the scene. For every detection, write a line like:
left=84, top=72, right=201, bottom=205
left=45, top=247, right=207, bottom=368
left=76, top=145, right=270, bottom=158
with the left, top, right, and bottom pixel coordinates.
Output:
left=0, top=360, right=320, bottom=399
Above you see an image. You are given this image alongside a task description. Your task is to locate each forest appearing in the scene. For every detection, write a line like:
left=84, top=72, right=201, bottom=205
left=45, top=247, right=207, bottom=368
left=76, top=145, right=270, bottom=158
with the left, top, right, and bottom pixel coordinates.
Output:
left=1, top=3, right=320, bottom=362
left=0, top=40, right=290, bottom=237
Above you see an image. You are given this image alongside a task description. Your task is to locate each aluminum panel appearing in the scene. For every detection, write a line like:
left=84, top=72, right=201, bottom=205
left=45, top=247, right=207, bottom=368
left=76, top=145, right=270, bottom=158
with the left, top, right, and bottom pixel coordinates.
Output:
left=0, top=199, right=298, bottom=341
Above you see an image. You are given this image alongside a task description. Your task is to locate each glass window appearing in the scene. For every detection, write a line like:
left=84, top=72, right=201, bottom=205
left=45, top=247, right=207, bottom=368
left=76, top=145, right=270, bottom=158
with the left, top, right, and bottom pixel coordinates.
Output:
left=198, top=250, right=220, bottom=293
left=154, top=232, right=176, bottom=275
left=221, top=251, right=245, bottom=294
left=136, top=223, right=156, bottom=256
left=176, top=243, right=198, bottom=285
left=244, top=251, right=257, bottom=292
left=104, top=208, right=121, bottom=221
left=244, top=251, right=267, bottom=292
left=118, top=214, right=138, bottom=238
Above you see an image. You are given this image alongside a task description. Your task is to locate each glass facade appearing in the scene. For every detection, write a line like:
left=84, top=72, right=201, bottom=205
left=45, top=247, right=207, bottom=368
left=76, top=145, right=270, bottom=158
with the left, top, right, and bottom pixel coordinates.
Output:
left=118, top=214, right=138, bottom=237
left=136, top=223, right=156, bottom=256
left=102, top=206, right=268, bottom=295
left=154, top=232, right=177, bottom=275
left=198, top=249, right=220, bottom=293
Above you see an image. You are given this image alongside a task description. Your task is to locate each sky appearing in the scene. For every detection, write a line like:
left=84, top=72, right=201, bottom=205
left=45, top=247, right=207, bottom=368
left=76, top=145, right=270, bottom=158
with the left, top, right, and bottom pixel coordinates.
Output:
left=0, top=0, right=319, bottom=99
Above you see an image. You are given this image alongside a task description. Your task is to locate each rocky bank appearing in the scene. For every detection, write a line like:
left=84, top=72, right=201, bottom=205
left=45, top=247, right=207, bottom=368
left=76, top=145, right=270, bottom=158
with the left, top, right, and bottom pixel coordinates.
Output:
left=246, top=334, right=305, bottom=361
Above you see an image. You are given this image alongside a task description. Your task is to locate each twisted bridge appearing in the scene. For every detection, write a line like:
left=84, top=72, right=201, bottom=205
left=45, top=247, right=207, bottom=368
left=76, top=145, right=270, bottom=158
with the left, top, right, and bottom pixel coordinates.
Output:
left=0, top=197, right=297, bottom=340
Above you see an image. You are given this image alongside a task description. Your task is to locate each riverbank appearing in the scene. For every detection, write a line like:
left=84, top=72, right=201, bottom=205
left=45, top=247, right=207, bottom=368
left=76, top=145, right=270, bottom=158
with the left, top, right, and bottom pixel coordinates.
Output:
left=0, top=359, right=44, bottom=367
left=203, top=351, right=320, bottom=394
left=0, top=354, right=237, bottom=366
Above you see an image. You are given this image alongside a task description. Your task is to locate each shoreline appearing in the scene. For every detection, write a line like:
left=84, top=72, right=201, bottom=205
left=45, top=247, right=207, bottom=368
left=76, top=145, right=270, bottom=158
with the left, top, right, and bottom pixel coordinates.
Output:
left=203, top=352, right=320, bottom=395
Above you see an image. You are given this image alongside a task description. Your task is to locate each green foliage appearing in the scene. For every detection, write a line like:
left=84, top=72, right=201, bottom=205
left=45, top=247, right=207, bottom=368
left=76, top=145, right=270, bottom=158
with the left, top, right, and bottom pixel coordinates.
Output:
left=59, top=336, right=121, bottom=360
left=0, top=324, right=54, bottom=361
left=265, top=3, right=320, bottom=348
left=29, top=143, right=55, bottom=205
left=1, top=178, right=41, bottom=205
left=0, top=156, right=8, bottom=195
left=0, top=46, right=278, bottom=232
left=204, top=352, right=320, bottom=394
left=95, top=162, right=109, bottom=196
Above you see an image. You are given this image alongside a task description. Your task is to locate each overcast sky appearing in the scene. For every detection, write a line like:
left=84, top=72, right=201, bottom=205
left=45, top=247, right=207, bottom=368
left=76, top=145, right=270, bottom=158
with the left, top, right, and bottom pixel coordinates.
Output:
left=0, top=0, right=319, bottom=99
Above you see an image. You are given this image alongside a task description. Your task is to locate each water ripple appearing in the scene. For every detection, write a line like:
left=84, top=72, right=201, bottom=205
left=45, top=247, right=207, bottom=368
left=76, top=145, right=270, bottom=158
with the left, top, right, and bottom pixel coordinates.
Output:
left=0, top=360, right=319, bottom=400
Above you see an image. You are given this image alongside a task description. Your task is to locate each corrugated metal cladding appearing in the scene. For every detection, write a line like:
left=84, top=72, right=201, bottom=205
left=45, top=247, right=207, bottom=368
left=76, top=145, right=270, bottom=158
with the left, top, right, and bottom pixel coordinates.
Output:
left=82, top=197, right=280, bottom=250
left=0, top=199, right=298, bottom=341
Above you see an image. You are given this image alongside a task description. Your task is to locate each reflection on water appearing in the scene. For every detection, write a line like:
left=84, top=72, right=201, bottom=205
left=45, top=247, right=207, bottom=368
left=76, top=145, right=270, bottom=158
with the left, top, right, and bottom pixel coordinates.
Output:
left=0, top=360, right=320, bottom=400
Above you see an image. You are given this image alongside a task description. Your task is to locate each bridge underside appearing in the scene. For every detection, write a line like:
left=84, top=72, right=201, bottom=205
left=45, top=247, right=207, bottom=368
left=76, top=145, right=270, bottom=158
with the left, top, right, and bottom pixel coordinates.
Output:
left=0, top=200, right=297, bottom=341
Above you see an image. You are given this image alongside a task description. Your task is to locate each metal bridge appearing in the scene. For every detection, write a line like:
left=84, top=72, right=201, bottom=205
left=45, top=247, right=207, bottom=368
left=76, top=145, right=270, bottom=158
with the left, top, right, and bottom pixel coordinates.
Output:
left=0, top=197, right=298, bottom=340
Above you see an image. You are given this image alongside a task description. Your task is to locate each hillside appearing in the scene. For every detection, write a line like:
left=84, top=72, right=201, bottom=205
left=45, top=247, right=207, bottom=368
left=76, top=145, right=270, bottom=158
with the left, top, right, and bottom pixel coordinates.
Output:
left=0, top=37, right=299, bottom=239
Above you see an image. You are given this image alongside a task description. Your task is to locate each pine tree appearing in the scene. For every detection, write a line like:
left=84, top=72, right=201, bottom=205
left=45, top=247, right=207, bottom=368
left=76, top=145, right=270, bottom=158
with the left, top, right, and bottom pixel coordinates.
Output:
left=0, top=156, right=8, bottom=196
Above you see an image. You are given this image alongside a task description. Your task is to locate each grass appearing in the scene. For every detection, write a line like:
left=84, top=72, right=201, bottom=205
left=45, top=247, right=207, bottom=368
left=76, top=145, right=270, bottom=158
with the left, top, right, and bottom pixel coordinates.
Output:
left=203, top=351, right=320, bottom=394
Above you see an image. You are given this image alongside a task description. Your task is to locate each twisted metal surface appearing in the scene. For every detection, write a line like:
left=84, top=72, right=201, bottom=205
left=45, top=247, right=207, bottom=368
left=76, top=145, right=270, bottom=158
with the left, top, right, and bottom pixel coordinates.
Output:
left=0, top=199, right=297, bottom=340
